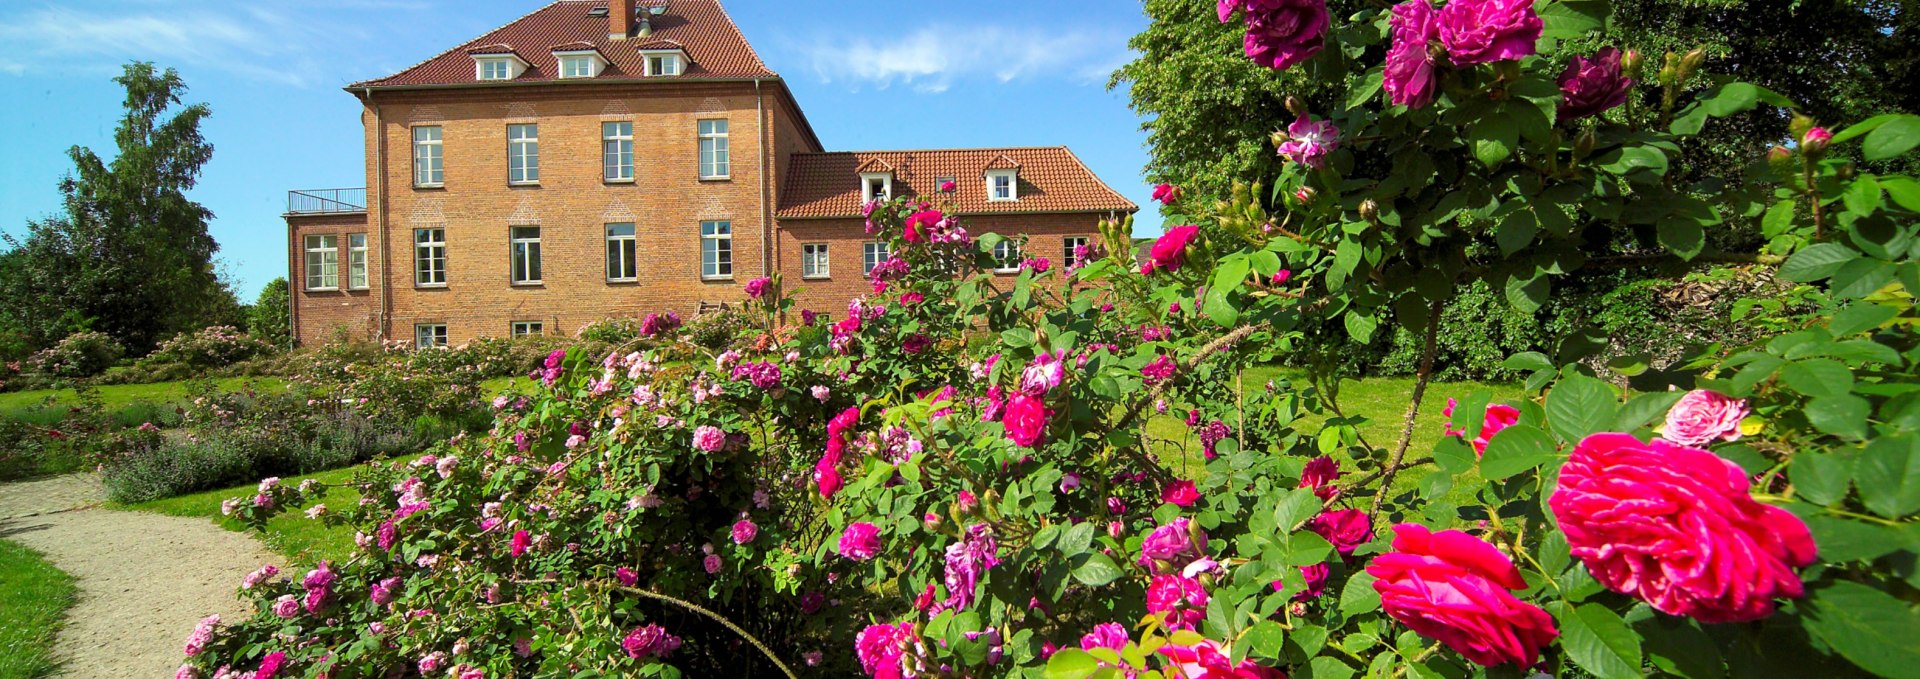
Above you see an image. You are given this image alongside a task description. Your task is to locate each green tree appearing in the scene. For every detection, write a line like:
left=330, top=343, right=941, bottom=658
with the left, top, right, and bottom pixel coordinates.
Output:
left=0, top=62, right=233, bottom=354
left=248, top=277, right=293, bottom=349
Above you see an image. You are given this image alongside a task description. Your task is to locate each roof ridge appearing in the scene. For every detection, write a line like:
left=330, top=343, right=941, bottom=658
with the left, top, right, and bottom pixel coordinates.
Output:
left=706, top=0, right=777, bottom=78
left=794, top=145, right=1072, bottom=156
left=351, top=0, right=563, bottom=89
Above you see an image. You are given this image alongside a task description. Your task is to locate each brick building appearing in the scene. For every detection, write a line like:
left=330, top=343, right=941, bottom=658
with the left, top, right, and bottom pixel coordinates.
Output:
left=285, top=0, right=1136, bottom=347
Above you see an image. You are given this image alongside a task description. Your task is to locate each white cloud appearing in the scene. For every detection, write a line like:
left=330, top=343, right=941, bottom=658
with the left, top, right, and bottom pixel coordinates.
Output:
left=798, top=25, right=1131, bottom=93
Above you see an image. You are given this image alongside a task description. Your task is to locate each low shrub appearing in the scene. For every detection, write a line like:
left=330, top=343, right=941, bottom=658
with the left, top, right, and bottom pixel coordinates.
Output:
left=141, top=326, right=276, bottom=371
left=26, top=332, right=124, bottom=379
left=575, top=317, right=641, bottom=345
left=684, top=308, right=749, bottom=350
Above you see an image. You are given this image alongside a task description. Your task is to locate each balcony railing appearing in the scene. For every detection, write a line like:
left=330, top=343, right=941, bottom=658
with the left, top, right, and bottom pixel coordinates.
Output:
left=287, top=188, right=368, bottom=215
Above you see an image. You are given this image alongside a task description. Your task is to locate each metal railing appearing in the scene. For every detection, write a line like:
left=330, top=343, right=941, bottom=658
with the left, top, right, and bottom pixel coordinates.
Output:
left=287, top=188, right=368, bottom=215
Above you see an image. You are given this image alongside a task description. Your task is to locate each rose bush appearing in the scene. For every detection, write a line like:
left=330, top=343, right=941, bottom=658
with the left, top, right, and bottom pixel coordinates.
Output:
left=184, top=0, right=1920, bottom=677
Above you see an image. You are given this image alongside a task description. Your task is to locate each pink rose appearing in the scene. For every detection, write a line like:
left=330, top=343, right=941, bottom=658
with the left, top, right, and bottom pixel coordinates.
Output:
left=1660, top=390, right=1748, bottom=447
left=855, top=622, right=917, bottom=678
left=1150, top=226, right=1201, bottom=273
left=1305, top=508, right=1373, bottom=556
left=1803, top=127, right=1833, bottom=155
left=1298, top=455, right=1341, bottom=499
left=622, top=624, right=683, bottom=659
left=1140, top=517, right=1206, bottom=567
left=905, top=210, right=943, bottom=243
left=1218, top=0, right=1330, bottom=71
left=511, top=530, right=531, bottom=558
left=1367, top=524, right=1558, bottom=667
left=1151, top=183, right=1180, bottom=204
left=1145, top=573, right=1209, bottom=631
left=691, top=425, right=727, bottom=453
left=1161, top=480, right=1200, bottom=507
left=1557, top=47, right=1634, bottom=119
left=1156, top=638, right=1286, bottom=678
left=1437, top=0, right=1542, bottom=65
left=256, top=651, right=287, bottom=679
left=744, top=277, right=772, bottom=299
left=1270, top=561, right=1330, bottom=601
left=1079, top=622, right=1129, bottom=652
left=1383, top=0, right=1441, bottom=108
left=731, top=519, right=758, bottom=545
left=1276, top=115, right=1339, bottom=168
left=838, top=522, right=882, bottom=561
left=1551, top=434, right=1816, bottom=623
left=1002, top=393, right=1051, bottom=448
left=1443, top=398, right=1520, bottom=455
left=1141, top=355, right=1177, bottom=385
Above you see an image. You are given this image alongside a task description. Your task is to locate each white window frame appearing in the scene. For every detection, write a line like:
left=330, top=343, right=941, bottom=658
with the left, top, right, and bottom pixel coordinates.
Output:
left=413, top=126, right=444, bottom=188
left=862, top=241, right=891, bottom=275
left=1064, top=236, right=1091, bottom=269
left=698, top=119, right=730, bottom=180
left=802, top=243, right=830, bottom=279
left=510, top=226, right=542, bottom=286
left=304, top=235, right=339, bottom=291
left=474, top=56, right=526, bottom=81
left=415, top=228, right=447, bottom=288
left=643, top=52, right=683, bottom=76
left=507, top=124, right=540, bottom=185
left=861, top=173, right=893, bottom=203
left=415, top=324, right=448, bottom=349
left=992, top=240, right=1022, bottom=273
left=348, top=234, right=370, bottom=290
left=556, top=52, right=603, bottom=79
left=603, top=121, right=634, bottom=183
left=701, top=220, right=733, bottom=280
left=987, top=170, right=1019, bottom=201
left=511, top=321, right=544, bottom=338
left=606, top=223, right=638, bottom=282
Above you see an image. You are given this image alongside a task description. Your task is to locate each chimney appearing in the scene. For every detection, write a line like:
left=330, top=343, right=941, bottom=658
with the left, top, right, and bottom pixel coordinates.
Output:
left=610, top=0, right=636, bottom=39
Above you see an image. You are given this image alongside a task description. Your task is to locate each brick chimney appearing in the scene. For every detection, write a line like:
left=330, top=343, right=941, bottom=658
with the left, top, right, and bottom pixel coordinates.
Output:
left=610, top=0, right=636, bottom=39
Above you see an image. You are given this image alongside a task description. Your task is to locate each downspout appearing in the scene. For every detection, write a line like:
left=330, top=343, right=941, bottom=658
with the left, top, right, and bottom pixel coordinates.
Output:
left=366, top=88, right=390, bottom=342
left=286, top=220, right=299, bottom=348
left=756, top=79, right=772, bottom=279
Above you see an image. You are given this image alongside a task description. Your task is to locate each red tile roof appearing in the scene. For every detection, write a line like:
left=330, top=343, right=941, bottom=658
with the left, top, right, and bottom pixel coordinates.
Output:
left=778, top=147, right=1138, bottom=219
left=353, top=0, right=775, bottom=89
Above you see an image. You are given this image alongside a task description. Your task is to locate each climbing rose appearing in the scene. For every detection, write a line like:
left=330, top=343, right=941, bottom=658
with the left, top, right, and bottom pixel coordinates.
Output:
left=1002, top=393, right=1051, bottom=448
left=272, top=594, right=300, bottom=618
left=692, top=425, right=727, bottom=453
left=1151, top=183, right=1180, bottom=204
left=1383, top=0, right=1441, bottom=107
left=1219, top=0, right=1330, bottom=70
left=241, top=565, right=279, bottom=589
left=1660, top=390, right=1749, bottom=447
left=704, top=554, right=723, bottom=574
left=1367, top=524, right=1558, bottom=667
left=1557, top=47, right=1634, bottom=119
left=1306, top=509, right=1374, bottom=556
left=1080, top=622, right=1129, bottom=652
left=1141, top=355, right=1177, bottom=385
left=855, top=622, right=918, bottom=678
left=1277, top=115, right=1340, bottom=168
left=936, top=524, right=1001, bottom=613
left=370, top=577, right=401, bottom=606
left=511, top=530, right=531, bottom=558
left=1298, top=455, right=1341, bottom=498
left=1149, top=225, right=1201, bottom=273
left=1437, top=0, right=1542, bottom=65
left=904, top=210, right=943, bottom=243
left=838, top=522, right=883, bottom=561
left=1550, top=433, right=1816, bottom=623
left=1443, top=398, right=1520, bottom=455
left=1146, top=573, right=1210, bottom=631
left=1161, top=480, right=1200, bottom=507
left=622, top=624, right=683, bottom=659
left=1158, top=638, right=1286, bottom=678
left=731, top=518, right=758, bottom=545
left=183, top=615, right=219, bottom=656
left=301, top=561, right=336, bottom=614
left=744, top=277, right=772, bottom=299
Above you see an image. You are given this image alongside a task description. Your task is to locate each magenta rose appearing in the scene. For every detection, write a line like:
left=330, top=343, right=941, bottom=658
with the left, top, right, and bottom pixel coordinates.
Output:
left=1156, top=638, right=1286, bottom=678
left=1298, top=455, right=1341, bottom=499
left=1383, top=0, right=1441, bottom=108
left=1271, top=562, right=1330, bottom=601
left=1306, top=508, right=1373, bottom=556
left=1080, top=622, right=1129, bottom=652
left=622, top=624, right=682, bottom=659
left=256, top=651, right=287, bottom=679
left=855, top=622, right=917, bottom=677
left=1161, top=480, right=1200, bottom=507
left=1551, top=433, right=1816, bottom=623
left=1151, top=183, right=1180, bottom=204
left=510, top=529, right=531, bottom=558
left=904, top=210, right=942, bottom=244
left=1558, top=47, right=1633, bottom=119
left=1443, top=398, right=1520, bottom=455
left=744, top=277, right=772, bottom=299
left=1139, top=517, right=1207, bottom=567
left=1367, top=524, right=1558, bottom=667
left=1437, top=0, right=1542, bottom=65
left=1002, top=393, right=1051, bottom=448
left=1276, top=115, right=1339, bottom=168
left=837, top=522, right=883, bottom=561
left=1219, top=0, right=1330, bottom=70
left=731, top=519, right=758, bottom=545
left=1660, top=389, right=1748, bottom=447
left=1149, top=225, right=1201, bottom=273
left=1146, top=573, right=1209, bottom=631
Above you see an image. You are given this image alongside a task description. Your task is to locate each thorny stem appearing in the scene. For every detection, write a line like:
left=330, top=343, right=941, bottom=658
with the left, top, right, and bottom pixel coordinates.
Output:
left=1371, top=300, right=1444, bottom=516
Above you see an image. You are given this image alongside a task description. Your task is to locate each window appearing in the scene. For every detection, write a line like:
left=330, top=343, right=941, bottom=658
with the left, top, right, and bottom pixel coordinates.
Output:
left=863, top=241, right=892, bottom=275
left=606, top=223, right=637, bottom=282
left=701, top=220, right=733, bottom=280
left=992, top=240, right=1022, bottom=273
left=415, top=228, right=446, bottom=287
left=508, top=124, right=539, bottom=185
left=304, top=235, right=339, bottom=291
left=413, top=127, right=443, bottom=187
left=862, top=173, right=892, bottom=203
left=415, top=324, right=448, bottom=349
left=558, top=55, right=598, bottom=79
left=603, top=122, right=634, bottom=182
left=510, top=226, right=542, bottom=285
left=802, top=243, right=830, bottom=279
left=987, top=170, right=1018, bottom=201
left=698, top=120, right=729, bottom=179
left=479, top=59, right=513, bottom=81
left=1064, top=236, right=1091, bottom=269
left=348, top=234, right=369, bottom=289
left=512, top=322, right=544, bottom=338
left=647, top=54, right=681, bottom=76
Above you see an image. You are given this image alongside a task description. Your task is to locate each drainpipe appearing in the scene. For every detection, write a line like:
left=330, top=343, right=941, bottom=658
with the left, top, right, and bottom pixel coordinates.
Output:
left=756, top=78, right=772, bottom=279
left=366, top=88, right=389, bottom=343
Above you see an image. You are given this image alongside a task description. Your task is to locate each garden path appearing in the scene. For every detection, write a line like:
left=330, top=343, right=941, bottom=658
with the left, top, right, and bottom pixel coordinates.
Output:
left=0, top=475, right=279, bottom=678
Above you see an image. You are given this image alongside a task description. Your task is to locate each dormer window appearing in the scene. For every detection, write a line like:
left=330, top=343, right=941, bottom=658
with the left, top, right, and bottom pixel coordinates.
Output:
left=987, top=170, right=1019, bottom=201
left=554, top=50, right=606, bottom=79
left=642, top=51, right=685, bottom=76
left=481, top=60, right=511, bottom=80
left=862, top=173, right=893, bottom=203
left=473, top=53, right=529, bottom=81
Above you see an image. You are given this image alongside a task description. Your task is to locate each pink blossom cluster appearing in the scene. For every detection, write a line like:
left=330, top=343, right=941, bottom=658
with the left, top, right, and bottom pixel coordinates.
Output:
left=621, top=624, right=683, bottom=660
left=1217, top=0, right=1330, bottom=70
left=932, top=524, right=1000, bottom=614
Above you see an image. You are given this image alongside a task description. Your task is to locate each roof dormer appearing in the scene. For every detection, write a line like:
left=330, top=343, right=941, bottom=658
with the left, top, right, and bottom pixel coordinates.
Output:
left=469, top=46, right=530, bottom=81
left=552, top=44, right=609, bottom=79
left=985, top=155, right=1022, bottom=202
left=857, top=158, right=896, bottom=203
left=639, top=42, right=689, bottom=76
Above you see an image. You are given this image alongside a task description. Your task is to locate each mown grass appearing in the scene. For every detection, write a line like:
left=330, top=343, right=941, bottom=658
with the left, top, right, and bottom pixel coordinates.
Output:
left=0, top=540, right=77, bottom=678
left=117, top=458, right=390, bottom=566
left=0, top=378, right=290, bottom=428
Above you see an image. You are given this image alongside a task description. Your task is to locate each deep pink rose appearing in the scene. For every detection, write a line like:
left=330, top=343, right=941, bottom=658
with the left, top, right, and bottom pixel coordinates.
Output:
left=1140, top=517, right=1207, bottom=567
left=1141, top=355, right=1177, bottom=385
left=1080, top=622, right=1129, bottom=652
left=1271, top=562, right=1330, bottom=601
left=905, top=210, right=942, bottom=243
left=1002, top=393, right=1051, bottom=448
left=1383, top=0, right=1441, bottom=108
left=1161, top=480, right=1200, bottom=507
left=1660, top=390, right=1748, bottom=447
left=1558, top=47, right=1634, bottom=119
left=622, top=624, right=683, bottom=659
left=1306, top=508, right=1373, bottom=556
left=1156, top=638, right=1286, bottom=678
left=855, top=622, right=917, bottom=678
left=744, top=277, right=772, bottom=299
left=1277, top=115, right=1339, bottom=168
left=731, top=519, right=758, bottom=545
left=1152, top=183, right=1180, bottom=204
left=838, top=522, right=883, bottom=561
left=1146, top=573, right=1209, bottom=631
left=1443, top=398, right=1520, bottom=455
left=1219, top=0, right=1330, bottom=70
left=1149, top=226, right=1201, bottom=273
left=1367, top=524, right=1558, bottom=667
left=256, top=651, right=287, bottom=679
left=814, top=453, right=844, bottom=499
left=1438, top=0, right=1542, bottom=65
left=1298, top=455, right=1340, bottom=499
left=1551, top=434, right=1816, bottom=623
left=511, top=529, right=530, bottom=558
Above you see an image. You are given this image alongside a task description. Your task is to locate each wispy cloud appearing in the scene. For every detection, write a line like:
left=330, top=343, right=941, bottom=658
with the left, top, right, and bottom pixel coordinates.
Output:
left=795, top=26, right=1132, bottom=94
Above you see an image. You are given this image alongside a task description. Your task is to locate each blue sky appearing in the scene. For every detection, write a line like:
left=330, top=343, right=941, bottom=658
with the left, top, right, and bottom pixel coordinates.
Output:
left=0, top=0, right=1163, bottom=300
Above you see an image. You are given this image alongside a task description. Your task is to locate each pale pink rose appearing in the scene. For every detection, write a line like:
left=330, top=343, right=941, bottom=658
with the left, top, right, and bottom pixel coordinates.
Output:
left=1660, top=390, right=1748, bottom=447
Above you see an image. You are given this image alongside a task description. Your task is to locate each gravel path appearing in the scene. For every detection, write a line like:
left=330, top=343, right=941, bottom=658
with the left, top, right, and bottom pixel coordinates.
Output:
left=0, top=475, right=280, bottom=678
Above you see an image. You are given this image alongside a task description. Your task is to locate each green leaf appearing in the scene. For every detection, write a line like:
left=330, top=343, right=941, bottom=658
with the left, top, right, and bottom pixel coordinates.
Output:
left=1246, top=620, right=1287, bottom=659
left=1844, top=175, right=1884, bottom=217
left=1658, top=217, right=1706, bottom=260
left=1505, top=269, right=1549, bottom=314
left=1331, top=238, right=1362, bottom=289
left=1803, top=581, right=1920, bottom=677
left=1504, top=351, right=1554, bottom=372
left=1271, top=488, right=1321, bottom=530
left=1345, top=311, right=1379, bottom=343
left=1777, top=243, right=1861, bottom=282
left=1070, top=552, right=1124, bottom=587
left=1559, top=603, right=1644, bottom=679
left=1340, top=571, right=1381, bottom=616
left=1830, top=303, right=1900, bottom=337
left=1804, top=514, right=1907, bottom=563
left=1496, top=210, right=1539, bottom=256
left=1451, top=391, right=1493, bottom=440
left=1614, top=391, right=1684, bottom=433
left=1347, top=69, right=1384, bottom=110
left=1831, top=258, right=1897, bottom=301
left=1781, top=359, right=1855, bottom=399
left=1433, top=435, right=1476, bottom=474
left=1538, top=0, right=1608, bottom=40
left=1806, top=395, right=1872, bottom=440
left=1856, top=434, right=1920, bottom=518
left=1881, top=176, right=1920, bottom=212
left=1480, top=424, right=1562, bottom=481
left=1639, top=616, right=1725, bottom=679
left=1699, top=83, right=1761, bottom=117
left=1546, top=375, right=1617, bottom=443
left=1471, top=114, right=1518, bottom=169
left=1044, top=649, right=1101, bottom=679
left=1863, top=116, right=1920, bottom=161
left=1057, top=522, right=1094, bottom=557
left=1308, top=657, right=1355, bottom=679
left=1761, top=200, right=1797, bottom=238
left=1793, top=451, right=1856, bottom=507
left=1599, top=146, right=1670, bottom=177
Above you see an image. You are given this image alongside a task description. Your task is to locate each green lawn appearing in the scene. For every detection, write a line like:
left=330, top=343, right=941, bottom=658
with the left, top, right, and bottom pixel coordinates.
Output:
left=0, top=541, right=76, bottom=678
left=118, top=459, right=385, bottom=566
left=0, top=377, right=290, bottom=427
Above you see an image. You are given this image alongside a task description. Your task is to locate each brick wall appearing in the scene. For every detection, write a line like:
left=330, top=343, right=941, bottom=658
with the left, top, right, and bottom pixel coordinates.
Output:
left=288, top=212, right=376, bottom=346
